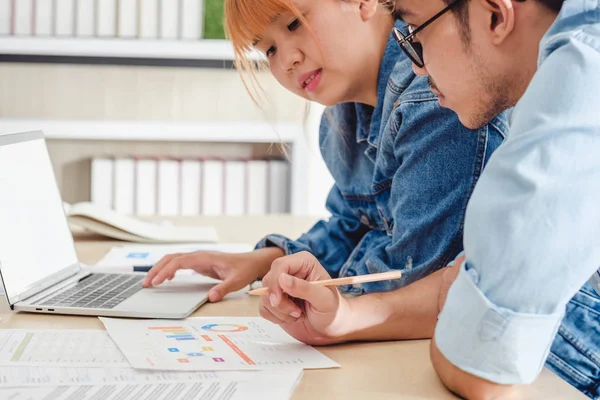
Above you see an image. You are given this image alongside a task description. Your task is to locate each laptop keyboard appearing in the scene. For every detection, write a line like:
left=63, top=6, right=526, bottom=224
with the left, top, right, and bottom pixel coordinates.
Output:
left=40, top=273, right=144, bottom=309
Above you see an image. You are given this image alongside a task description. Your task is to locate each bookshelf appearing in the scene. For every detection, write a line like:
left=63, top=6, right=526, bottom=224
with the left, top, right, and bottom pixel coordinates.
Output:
left=0, top=0, right=252, bottom=68
left=0, top=119, right=301, bottom=142
left=0, top=36, right=236, bottom=59
left=0, top=37, right=261, bottom=68
left=0, top=119, right=310, bottom=216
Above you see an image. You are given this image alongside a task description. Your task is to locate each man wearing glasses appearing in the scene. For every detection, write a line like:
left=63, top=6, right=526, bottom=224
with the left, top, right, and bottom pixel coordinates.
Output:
left=259, top=0, right=600, bottom=398
left=392, top=0, right=600, bottom=398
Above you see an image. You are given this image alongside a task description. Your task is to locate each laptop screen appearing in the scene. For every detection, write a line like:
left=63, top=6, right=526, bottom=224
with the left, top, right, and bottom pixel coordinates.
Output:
left=0, top=132, right=78, bottom=302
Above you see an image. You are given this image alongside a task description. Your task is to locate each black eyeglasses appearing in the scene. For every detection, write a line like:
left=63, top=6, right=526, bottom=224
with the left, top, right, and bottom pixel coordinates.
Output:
left=393, top=0, right=465, bottom=68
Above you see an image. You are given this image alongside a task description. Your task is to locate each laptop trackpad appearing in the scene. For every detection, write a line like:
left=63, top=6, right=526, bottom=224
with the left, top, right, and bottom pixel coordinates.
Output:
left=114, top=276, right=216, bottom=315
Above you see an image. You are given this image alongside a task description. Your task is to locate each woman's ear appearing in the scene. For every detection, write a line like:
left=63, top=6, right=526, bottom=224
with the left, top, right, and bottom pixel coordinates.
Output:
left=359, top=0, right=379, bottom=21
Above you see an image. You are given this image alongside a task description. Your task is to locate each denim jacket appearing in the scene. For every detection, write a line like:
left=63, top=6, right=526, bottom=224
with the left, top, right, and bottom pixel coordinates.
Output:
left=256, top=20, right=508, bottom=293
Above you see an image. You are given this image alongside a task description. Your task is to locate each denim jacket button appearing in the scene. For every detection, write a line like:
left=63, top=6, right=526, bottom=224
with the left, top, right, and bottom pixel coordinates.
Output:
left=360, top=214, right=370, bottom=226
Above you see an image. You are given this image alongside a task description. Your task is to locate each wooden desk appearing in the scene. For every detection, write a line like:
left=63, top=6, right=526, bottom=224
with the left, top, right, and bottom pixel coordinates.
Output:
left=0, top=217, right=585, bottom=399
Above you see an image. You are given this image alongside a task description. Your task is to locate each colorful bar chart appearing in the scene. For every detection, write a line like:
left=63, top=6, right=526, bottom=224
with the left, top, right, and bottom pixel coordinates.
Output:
left=148, top=326, right=196, bottom=341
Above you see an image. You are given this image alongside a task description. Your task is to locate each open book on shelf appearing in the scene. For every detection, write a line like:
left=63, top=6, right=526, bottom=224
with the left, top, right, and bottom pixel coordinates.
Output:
left=63, top=202, right=218, bottom=243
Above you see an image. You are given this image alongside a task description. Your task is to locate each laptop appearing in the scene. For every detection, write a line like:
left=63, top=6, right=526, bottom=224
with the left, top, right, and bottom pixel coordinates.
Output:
left=0, top=131, right=213, bottom=319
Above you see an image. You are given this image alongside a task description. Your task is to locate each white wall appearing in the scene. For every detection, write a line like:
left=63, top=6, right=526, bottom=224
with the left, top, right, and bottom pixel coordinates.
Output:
left=306, top=103, right=334, bottom=218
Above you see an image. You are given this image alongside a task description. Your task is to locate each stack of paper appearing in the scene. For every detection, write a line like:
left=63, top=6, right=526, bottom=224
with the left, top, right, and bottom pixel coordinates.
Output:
left=0, top=318, right=339, bottom=399
left=0, top=372, right=302, bottom=400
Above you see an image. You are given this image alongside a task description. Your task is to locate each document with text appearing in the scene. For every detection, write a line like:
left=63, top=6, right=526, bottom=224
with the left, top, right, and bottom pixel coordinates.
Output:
left=0, top=366, right=269, bottom=387
left=0, top=330, right=129, bottom=367
left=0, top=369, right=302, bottom=400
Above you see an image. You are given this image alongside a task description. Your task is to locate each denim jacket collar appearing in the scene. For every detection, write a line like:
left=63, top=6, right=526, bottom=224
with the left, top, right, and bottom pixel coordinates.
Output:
left=355, top=19, right=407, bottom=148
left=357, top=20, right=408, bottom=165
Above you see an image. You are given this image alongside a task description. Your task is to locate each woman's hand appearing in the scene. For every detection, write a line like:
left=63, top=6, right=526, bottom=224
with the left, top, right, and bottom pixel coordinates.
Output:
left=142, top=247, right=285, bottom=302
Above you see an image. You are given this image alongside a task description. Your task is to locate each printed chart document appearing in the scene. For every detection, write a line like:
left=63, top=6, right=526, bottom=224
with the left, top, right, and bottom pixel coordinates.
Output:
left=100, top=317, right=340, bottom=371
left=0, top=369, right=302, bottom=400
left=0, top=330, right=129, bottom=367
left=95, top=243, right=253, bottom=270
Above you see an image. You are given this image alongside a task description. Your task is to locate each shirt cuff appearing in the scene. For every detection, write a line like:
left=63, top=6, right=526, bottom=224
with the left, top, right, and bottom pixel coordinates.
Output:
left=254, top=234, right=312, bottom=256
left=435, top=264, right=565, bottom=384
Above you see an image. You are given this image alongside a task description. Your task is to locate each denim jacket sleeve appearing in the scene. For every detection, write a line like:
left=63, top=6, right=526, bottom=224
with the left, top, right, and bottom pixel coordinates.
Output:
left=255, top=182, right=371, bottom=274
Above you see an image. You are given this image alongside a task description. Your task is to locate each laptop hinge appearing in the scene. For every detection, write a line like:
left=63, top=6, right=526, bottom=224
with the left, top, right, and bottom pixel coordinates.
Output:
left=19, top=270, right=92, bottom=305
left=5, top=263, right=84, bottom=306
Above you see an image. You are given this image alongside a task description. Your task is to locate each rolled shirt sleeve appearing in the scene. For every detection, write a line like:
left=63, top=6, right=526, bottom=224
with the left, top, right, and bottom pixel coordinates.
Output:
left=436, top=264, right=564, bottom=383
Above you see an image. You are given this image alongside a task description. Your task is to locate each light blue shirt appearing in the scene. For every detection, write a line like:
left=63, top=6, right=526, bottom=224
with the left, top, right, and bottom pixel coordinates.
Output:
left=435, top=0, right=600, bottom=385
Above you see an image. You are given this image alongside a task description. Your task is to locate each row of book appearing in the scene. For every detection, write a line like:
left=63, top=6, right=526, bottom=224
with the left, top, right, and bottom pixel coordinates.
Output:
left=0, top=0, right=210, bottom=40
left=90, top=157, right=291, bottom=217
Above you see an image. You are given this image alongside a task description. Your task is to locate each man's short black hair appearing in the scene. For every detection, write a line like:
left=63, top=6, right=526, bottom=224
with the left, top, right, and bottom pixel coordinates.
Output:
left=445, top=0, right=565, bottom=43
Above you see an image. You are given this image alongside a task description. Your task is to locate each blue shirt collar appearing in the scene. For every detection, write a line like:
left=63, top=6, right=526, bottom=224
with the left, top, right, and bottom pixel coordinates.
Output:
left=539, top=0, right=600, bottom=65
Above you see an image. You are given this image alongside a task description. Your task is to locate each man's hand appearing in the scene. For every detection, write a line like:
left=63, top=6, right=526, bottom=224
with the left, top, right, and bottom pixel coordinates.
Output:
left=259, top=251, right=352, bottom=345
left=142, top=247, right=284, bottom=302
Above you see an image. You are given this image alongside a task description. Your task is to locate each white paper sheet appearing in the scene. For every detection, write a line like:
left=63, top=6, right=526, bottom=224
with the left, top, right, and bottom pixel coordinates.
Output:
left=100, top=317, right=339, bottom=371
left=0, top=330, right=129, bottom=367
left=94, top=243, right=253, bottom=271
left=0, top=366, right=217, bottom=387
left=0, top=369, right=302, bottom=400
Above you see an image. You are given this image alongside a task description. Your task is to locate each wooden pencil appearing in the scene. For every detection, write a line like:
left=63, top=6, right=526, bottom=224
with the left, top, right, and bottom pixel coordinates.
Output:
left=248, top=270, right=403, bottom=296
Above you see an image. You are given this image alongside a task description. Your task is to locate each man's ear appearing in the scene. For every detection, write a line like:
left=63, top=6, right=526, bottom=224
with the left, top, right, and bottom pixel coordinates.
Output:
left=479, top=0, right=516, bottom=44
left=359, top=0, right=379, bottom=21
